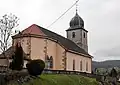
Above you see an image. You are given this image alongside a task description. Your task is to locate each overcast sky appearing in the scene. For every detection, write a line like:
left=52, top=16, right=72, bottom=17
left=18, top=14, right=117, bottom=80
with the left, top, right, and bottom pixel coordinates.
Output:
left=0, top=0, right=120, bottom=61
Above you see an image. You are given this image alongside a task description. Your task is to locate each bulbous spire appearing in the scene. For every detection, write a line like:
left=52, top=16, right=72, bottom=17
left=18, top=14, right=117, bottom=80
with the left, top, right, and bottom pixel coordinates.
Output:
left=69, top=12, right=84, bottom=28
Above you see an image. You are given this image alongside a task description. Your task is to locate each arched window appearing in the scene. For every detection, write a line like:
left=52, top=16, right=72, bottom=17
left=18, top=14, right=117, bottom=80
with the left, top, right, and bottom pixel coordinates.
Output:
left=50, top=56, right=53, bottom=68
left=86, top=62, right=88, bottom=71
left=72, top=32, right=75, bottom=38
left=45, top=55, right=53, bottom=69
left=73, top=59, right=75, bottom=70
left=80, top=61, right=82, bottom=71
left=83, top=32, right=85, bottom=38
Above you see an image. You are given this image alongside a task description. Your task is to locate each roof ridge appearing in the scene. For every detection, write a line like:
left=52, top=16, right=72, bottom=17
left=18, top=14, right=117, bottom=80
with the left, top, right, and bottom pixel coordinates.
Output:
left=36, top=24, right=90, bottom=56
left=36, top=25, right=79, bottom=44
left=36, top=25, right=66, bottom=38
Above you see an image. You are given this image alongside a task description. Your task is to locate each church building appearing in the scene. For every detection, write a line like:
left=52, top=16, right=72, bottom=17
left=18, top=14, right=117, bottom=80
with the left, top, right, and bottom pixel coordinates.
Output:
left=0, top=10, right=92, bottom=73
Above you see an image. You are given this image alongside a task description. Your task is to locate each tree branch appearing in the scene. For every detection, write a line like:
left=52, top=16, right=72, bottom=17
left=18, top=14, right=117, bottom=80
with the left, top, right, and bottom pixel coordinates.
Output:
left=0, top=14, right=19, bottom=68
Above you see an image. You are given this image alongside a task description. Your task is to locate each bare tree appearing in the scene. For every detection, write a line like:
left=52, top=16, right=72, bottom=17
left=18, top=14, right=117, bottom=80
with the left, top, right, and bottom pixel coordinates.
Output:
left=0, top=14, right=19, bottom=68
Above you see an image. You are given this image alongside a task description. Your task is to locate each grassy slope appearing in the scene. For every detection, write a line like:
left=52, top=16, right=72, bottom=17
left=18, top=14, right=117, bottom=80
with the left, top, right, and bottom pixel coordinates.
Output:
left=11, top=74, right=99, bottom=85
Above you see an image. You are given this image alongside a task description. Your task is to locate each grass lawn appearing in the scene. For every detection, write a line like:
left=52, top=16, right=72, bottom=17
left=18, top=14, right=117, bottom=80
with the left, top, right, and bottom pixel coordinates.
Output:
left=10, top=74, right=99, bottom=85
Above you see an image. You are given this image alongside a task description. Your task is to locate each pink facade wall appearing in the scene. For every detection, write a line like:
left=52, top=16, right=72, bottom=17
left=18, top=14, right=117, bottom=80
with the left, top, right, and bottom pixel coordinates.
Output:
left=30, top=37, right=45, bottom=60
left=66, top=52, right=91, bottom=73
left=30, top=37, right=64, bottom=70
left=12, top=36, right=91, bottom=73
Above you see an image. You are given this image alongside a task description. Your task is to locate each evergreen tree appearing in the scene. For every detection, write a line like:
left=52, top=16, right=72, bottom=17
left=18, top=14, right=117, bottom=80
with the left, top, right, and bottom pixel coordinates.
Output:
left=109, top=68, right=118, bottom=77
left=10, top=43, right=24, bottom=70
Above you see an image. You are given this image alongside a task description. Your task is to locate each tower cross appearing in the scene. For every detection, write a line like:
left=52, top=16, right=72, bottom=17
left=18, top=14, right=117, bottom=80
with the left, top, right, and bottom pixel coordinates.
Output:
left=76, top=0, right=79, bottom=14
left=76, top=2, right=78, bottom=13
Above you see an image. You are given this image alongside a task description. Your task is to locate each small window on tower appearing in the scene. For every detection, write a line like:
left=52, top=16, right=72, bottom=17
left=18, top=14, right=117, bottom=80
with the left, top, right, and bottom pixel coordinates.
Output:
left=72, top=32, right=75, bottom=38
left=86, top=62, right=88, bottom=71
left=80, top=61, right=82, bottom=71
left=73, top=59, right=75, bottom=70
left=83, top=32, right=85, bottom=38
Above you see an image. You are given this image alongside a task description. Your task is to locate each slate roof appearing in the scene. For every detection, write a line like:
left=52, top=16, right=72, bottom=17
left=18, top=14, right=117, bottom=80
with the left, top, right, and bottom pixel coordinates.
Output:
left=0, top=46, right=30, bottom=60
left=0, top=46, right=14, bottom=58
left=69, top=12, right=84, bottom=29
left=12, top=24, right=92, bottom=58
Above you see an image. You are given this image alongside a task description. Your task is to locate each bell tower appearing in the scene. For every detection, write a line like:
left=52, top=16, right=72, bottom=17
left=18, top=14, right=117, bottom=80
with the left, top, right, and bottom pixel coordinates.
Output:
left=66, top=7, right=88, bottom=52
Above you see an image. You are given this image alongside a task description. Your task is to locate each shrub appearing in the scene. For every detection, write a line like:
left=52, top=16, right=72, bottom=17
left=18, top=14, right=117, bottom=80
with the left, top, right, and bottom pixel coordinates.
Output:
left=26, top=59, right=45, bottom=76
